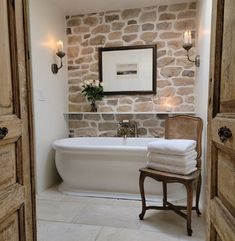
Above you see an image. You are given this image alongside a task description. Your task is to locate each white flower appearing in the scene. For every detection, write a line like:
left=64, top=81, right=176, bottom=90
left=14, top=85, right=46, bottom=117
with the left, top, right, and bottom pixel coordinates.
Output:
left=99, top=82, right=104, bottom=87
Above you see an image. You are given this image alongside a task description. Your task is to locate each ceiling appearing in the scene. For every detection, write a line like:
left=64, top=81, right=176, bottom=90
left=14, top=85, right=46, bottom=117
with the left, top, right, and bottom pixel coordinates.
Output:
left=51, top=0, right=194, bottom=15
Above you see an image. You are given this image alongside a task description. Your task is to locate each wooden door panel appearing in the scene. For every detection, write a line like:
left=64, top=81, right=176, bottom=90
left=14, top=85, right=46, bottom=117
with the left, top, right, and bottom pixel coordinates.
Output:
left=0, top=0, right=36, bottom=240
left=0, top=144, right=16, bottom=190
left=220, top=0, right=235, bottom=106
left=0, top=0, right=13, bottom=115
left=211, top=198, right=235, bottom=241
left=0, top=212, right=20, bottom=241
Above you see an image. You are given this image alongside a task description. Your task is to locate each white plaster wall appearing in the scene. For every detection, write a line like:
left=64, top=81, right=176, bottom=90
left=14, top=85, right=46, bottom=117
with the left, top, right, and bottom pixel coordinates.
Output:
left=195, top=0, right=212, bottom=208
left=29, top=0, right=68, bottom=193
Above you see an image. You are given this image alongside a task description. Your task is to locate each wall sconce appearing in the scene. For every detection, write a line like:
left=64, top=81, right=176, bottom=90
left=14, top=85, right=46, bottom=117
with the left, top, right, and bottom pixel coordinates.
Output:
left=183, top=30, right=200, bottom=67
left=51, top=40, right=66, bottom=74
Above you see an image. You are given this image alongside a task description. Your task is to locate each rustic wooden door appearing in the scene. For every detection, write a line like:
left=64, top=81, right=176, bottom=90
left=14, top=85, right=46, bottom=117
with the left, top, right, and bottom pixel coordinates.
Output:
left=0, top=0, right=36, bottom=240
left=207, top=0, right=235, bottom=240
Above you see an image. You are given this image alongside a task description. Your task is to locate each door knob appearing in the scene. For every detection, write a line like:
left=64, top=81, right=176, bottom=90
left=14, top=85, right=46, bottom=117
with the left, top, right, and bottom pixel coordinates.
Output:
left=0, top=127, right=8, bottom=140
left=218, top=126, right=232, bottom=143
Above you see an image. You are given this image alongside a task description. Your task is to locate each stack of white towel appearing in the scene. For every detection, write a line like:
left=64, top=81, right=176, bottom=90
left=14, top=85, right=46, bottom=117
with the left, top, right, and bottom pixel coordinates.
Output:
left=147, top=139, right=197, bottom=175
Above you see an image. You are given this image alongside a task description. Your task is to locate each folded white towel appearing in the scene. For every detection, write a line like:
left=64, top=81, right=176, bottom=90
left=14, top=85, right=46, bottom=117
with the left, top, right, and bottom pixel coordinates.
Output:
left=147, top=139, right=197, bottom=155
left=147, top=150, right=197, bottom=167
left=147, top=161, right=197, bottom=175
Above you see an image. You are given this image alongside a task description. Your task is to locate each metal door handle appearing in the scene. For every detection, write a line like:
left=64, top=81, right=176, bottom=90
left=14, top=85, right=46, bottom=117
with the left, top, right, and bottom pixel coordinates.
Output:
left=218, top=126, right=232, bottom=143
left=0, top=127, right=8, bottom=140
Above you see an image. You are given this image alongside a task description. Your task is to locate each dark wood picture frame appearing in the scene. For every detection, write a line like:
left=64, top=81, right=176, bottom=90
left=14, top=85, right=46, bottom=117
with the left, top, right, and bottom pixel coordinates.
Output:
left=98, top=45, right=156, bottom=95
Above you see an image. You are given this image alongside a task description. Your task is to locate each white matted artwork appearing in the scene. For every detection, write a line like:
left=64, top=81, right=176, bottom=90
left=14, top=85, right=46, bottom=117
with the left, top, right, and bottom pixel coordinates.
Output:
left=99, top=45, right=156, bottom=94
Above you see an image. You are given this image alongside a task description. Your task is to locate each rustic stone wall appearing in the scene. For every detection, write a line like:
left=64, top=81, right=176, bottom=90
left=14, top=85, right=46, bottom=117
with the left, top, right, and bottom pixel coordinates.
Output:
left=68, top=113, right=168, bottom=137
left=66, top=1, right=197, bottom=113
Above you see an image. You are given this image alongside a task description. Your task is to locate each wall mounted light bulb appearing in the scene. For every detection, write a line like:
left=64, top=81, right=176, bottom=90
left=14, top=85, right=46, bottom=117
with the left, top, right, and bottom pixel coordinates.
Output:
left=51, top=40, right=66, bottom=74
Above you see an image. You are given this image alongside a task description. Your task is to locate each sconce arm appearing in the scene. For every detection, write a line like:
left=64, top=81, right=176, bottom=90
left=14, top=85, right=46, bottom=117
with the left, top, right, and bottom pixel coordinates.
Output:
left=186, top=50, right=200, bottom=67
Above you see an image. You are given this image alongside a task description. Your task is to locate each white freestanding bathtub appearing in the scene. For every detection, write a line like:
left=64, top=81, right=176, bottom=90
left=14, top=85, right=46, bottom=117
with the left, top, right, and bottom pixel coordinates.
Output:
left=53, top=137, right=185, bottom=201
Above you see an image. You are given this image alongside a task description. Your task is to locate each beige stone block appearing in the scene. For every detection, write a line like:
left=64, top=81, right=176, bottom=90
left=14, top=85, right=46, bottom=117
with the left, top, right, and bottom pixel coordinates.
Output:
left=140, top=32, right=158, bottom=42
left=68, top=79, right=80, bottom=85
left=158, top=86, right=176, bottom=97
left=176, top=58, right=194, bottom=68
left=68, top=71, right=80, bottom=78
left=76, top=128, right=97, bottom=137
left=89, top=35, right=106, bottom=45
left=128, top=19, right=137, bottom=25
left=84, top=34, right=91, bottom=39
left=157, top=41, right=166, bottom=49
left=182, top=70, right=195, bottom=77
left=185, top=95, right=194, bottom=104
left=116, top=114, right=134, bottom=121
left=69, top=120, right=89, bottom=129
left=134, top=102, right=153, bottom=112
left=174, top=104, right=194, bottom=112
left=98, top=122, right=117, bottom=131
left=105, top=41, right=124, bottom=47
left=158, top=57, right=175, bottom=67
left=117, top=106, right=132, bottom=112
left=143, top=119, right=159, bottom=127
left=119, top=97, right=133, bottom=105
left=130, top=41, right=145, bottom=46
left=176, top=87, right=194, bottom=95
left=69, top=93, right=86, bottom=103
left=158, top=5, right=168, bottom=12
left=81, top=64, right=90, bottom=69
left=112, top=22, right=125, bottom=30
left=167, top=40, right=182, bottom=50
left=84, top=114, right=101, bottom=121
left=75, top=55, right=93, bottom=64
left=135, top=114, right=154, bottom=120
left=69, top=86, right=81, bottom=93
left=68, top=35, right=82, bottom=45
left=157, top=79, right=172, bottom=88
left=107, top=99, right=118, bottom=105
left=159, top=32, right=182, bottom=39
left=67, top=18, right=81, bottom=27
left=172, top=77, right=194, bottom=86
left=81, top=47, right=94, bottom=55
left=67, top=47, right=79, bottom=59
left=91, top=24, right=110, bottom=34
left=174, top=20, right=196, bottom=30
left=174, top=50, right=185, bottom=56
left=178, top=11, right=196, bottom=19
left=156, top=22, right=172, bottom=30
left=160, top=66, right=182, bottom=78
left=157, top=50, right=167, bottom=58
left=83, top=16, right=98, bottom=26
left=105, top=14, right=119, bottom=22
left=99, top=131, right=116, bottom=137
left=138, top=128, right=147, bottom=136
left=169, top=96, right=183, bottom=105
left=73, top=26, right=90, bottom=33
left=102, top=114, right=115, bottom=121
left=99, top=106, right=114, bottom=112
left=149, top=127, right=164, bottom=137
left=108, top=32, right=122, bottom=40
left=189, top=2, right=197, bottom=9
left=124, top=25, right=140, bottom=33
left=169, top=3, right=187, bottom=11
left=139, top=11, right=157, bottom=23
left=122, top=34, right=138, bottom=42
left=142, top=23, right=155, bottom=31
left=69, top=104, right=82, bottom=112
left=135, top=96, right=152, bottom=102
left=90, top=63, right=98, bottom=72
left=68, top=66, right=80, bottom=71
left=81, top=39, right=89, bottom=47
left=159, top=13, right=176, bottom=21
left=68, top=60, right=73, bottom=65
left=121, top=8, right=141, bottom=20
left=82, top=73, right=99, bottom=81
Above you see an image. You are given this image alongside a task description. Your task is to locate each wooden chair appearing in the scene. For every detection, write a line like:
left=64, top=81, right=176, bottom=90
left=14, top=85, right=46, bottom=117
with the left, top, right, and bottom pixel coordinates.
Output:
left=139, top=115, right=203, bottom=236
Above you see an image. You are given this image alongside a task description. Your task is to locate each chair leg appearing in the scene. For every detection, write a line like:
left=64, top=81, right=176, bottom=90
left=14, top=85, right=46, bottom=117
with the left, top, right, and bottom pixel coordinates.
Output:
left=196, top=173, right=202, bottom=216
left=186, top=182, right=193, bottom=236
left=163, top=181, right=167, bottom=207
left=139, top=172, right=147, bottom=220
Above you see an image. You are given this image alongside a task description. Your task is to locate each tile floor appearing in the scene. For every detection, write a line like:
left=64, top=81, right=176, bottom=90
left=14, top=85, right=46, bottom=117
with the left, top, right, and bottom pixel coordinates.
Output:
left=37, top=186, right=206, bottom=241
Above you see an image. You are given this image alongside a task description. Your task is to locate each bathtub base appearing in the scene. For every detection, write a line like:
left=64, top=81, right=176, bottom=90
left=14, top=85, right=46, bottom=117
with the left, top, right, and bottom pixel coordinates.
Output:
left=58, top=182, right=187, bottom=203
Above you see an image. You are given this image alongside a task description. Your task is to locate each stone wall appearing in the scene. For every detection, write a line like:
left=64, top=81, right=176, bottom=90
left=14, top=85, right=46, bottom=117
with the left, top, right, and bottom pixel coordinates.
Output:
left=66, top=1, right=197, bottom=113
left=68, top=113, right=168, bottom=137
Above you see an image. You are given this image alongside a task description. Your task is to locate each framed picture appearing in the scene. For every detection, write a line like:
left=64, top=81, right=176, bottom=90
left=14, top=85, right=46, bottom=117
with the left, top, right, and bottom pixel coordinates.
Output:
left=99, top=45, right=156, bottom=95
